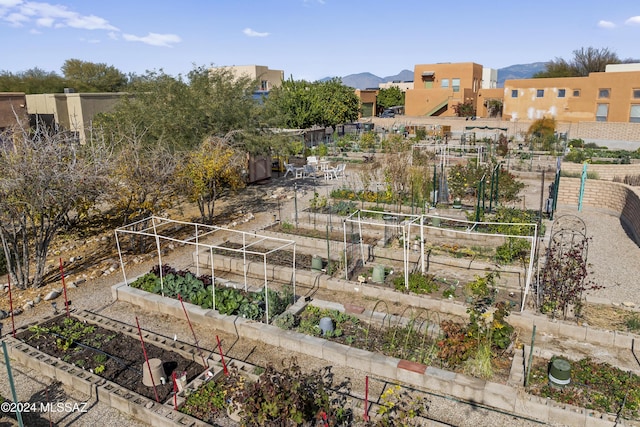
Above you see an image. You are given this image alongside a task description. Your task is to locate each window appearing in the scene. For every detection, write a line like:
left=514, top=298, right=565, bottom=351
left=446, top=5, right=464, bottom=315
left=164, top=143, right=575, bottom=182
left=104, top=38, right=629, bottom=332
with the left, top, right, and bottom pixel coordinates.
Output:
left=511, top=90, right=518, bottom=98
left=536, top=89, right=544, bottom=98
left=260, top=80, right=268, bottom=91
left=558, top=89, right=566, bottom=98
left=630, top=105, right=640, bottom=123
left=452, top=78, right=460, bottom=93
left=596, top=104, right=609, bottom=122
left=633, top=89, right=640, bottom=99
left=598, top=88, right=610, bottom=98
left=441, top=79, right=449, bottom=88
left=573, top=89, right=580, bottom=97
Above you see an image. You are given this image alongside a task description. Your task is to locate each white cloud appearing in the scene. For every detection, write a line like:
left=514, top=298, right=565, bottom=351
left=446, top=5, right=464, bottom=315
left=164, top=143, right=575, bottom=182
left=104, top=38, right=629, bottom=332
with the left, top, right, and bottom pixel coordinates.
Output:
left=4, top=11, right=27, bottom=25
left=1, top=1, right=118, bottom=30
left=243, top=27, right=269, bottom=37
left=122, top=32, right=181, bottom=47
left=625, top=16, right=640, bottom=25
left=597, top=20, right=616, bottom=29
left=107, top=31, right=118, bottom=40
left=0, top=0, right=22, bottom=7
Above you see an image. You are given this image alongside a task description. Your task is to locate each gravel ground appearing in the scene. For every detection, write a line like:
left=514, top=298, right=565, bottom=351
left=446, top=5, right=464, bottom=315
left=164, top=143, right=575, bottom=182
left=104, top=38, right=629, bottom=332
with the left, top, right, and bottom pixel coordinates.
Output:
left=1, top=167, right=639, bottom=426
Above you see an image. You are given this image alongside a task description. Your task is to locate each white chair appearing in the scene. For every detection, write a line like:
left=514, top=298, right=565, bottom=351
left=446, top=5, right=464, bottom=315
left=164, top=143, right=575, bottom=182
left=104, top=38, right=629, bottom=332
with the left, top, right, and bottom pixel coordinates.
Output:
left=303, top=164, right=317, bottom=178
left=324, top=163, right=346, bottom=180
left=283, top=163, right=296, bottom=178
left=306, top=156, right=318, bottom=166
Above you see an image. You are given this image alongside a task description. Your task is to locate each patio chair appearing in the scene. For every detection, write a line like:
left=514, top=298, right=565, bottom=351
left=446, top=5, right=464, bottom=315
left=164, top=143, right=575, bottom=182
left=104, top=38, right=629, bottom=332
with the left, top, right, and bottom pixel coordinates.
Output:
left=303, top=164, right=317, bottom=178
left=283, top=163, right=296, bottom=178
left=324, top=163, right=346, bottom=180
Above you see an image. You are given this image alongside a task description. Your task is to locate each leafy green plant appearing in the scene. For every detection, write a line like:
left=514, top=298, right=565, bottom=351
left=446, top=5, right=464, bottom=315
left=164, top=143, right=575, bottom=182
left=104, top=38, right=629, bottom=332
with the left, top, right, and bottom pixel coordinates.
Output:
left=376, top=384, right=430, bottom=426
left=94, top=365, right=106, bottom=375
left=273, top=312, right=297, bottom=329
left=129, top=272, right=161, bottom=293
left=215, top=288, right=248, bottom=315
left=94, top=354, right=108, bottom=364
left=281, top=220, right=294, bottom=232
left=230, top=358, right=348, bottom=426
left=528, top=356, right=640, bottom=418
left=625, top=314, right=640, bottom=332
left=393, top=272, right=439, bottom=294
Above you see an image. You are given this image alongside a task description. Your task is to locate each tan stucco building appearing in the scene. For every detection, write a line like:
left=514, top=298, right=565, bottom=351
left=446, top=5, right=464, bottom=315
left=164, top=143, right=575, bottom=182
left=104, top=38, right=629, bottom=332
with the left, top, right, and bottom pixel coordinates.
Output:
left=405, top=62, right=485, bottom=117
left=26, top=92, right=125, bottom=143
left=503, top=66, right=640, bottom=123
left=216, top=65, right=284, bottom=93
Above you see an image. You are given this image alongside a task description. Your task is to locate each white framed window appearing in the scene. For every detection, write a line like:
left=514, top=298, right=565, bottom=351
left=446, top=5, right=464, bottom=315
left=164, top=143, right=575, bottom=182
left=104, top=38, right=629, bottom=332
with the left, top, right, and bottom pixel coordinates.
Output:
left=596, top=104, right=609, bottom=122
left=452, top=78, right=460, bottom=93
left=630, top=105, right=640, bottom=123
left=441, top=79, right=449, bottom=88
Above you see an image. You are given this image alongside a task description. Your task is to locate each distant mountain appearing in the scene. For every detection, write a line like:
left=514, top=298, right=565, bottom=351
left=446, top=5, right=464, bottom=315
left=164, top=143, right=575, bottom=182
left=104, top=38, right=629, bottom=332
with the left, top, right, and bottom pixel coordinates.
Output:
left=497, top=62, right=547, bottom=87
left=320, top=69, right=414, bottom=90
left=321, top=63, right=546, bottom=90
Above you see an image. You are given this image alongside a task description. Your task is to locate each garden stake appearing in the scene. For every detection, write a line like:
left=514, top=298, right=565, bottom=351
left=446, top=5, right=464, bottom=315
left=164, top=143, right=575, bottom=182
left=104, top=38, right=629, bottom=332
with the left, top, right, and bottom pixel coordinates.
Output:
left=135, top=316, right=160, bottom=403
left=7, top=274, right=15, bottom=337
left=59, top=258, right=70, bottom=317
left=525, top=325, right=536, bottom=387
left=172, top=372, right=178, bottom=410
left=363, top=375, right=370, bottom=421
left=177, top=294, right=207, bottom=368
left=216, top=335, right=228, bottom=375
left=2, top=341, right=24, bottom=427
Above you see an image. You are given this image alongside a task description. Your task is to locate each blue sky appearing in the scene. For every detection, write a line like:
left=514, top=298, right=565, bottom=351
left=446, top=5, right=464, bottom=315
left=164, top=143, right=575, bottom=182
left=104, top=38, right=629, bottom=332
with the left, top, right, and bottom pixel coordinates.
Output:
left=1, top=0, right=639, bottom=81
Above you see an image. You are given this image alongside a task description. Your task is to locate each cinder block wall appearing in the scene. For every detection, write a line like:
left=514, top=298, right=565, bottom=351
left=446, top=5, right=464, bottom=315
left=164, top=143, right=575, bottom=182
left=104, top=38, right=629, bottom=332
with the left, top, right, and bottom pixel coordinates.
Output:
left=562, top=163, right=640, bottom=181
left=558, top=178, right=640, bottom=244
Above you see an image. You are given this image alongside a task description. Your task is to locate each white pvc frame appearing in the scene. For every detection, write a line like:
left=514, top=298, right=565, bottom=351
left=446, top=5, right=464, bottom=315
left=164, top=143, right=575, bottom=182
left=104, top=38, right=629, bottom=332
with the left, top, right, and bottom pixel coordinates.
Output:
left=343, top=210, right=537, bottom=311
left=114, top=216, right=296, bottom=323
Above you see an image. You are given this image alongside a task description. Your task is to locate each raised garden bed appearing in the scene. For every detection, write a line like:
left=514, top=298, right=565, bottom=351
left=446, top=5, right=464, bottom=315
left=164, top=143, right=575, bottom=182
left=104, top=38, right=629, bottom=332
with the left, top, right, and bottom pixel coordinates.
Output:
left=16, top=314, right=203, bottom=402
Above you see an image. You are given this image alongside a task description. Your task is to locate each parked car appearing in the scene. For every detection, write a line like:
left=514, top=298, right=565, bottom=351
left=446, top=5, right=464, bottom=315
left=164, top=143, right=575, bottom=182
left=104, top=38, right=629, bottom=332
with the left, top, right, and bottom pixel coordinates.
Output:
left=379, top=109, right=395, bottom=118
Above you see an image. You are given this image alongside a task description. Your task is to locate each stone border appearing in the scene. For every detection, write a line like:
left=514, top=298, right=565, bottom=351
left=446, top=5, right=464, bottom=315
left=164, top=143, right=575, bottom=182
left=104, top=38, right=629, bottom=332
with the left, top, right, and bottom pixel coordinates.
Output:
left=112, top=280, right=627, bottom=427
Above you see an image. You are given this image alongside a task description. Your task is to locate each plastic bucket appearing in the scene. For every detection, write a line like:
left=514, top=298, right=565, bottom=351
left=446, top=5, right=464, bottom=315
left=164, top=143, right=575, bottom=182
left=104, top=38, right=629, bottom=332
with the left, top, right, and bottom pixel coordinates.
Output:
left=319, top=317, right=334, bottom=336
left=372, top=265, right=386, bottom=283
left=548, top=358, right=571, bottom=388
left=311, top=255, right=323, bottom=271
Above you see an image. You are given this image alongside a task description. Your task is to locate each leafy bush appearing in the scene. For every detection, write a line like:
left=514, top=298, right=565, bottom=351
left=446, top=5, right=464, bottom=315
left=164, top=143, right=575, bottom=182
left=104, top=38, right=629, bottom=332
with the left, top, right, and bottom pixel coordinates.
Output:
left=393, top=272, right=439, bottom=294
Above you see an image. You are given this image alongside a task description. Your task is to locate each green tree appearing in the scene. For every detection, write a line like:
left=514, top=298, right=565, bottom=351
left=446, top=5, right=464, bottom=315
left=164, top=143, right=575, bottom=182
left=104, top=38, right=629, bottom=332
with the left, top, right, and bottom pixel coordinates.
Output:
left=95, top=66, right=261, bottom=151
left=0, top=68, right=66, bottom=93
left=377, top=86, right=405, bottom=111
left=264, top=77, right=359, bottom=129
left=177, top=133, right=247, bottom=224
left=61, top=59, right=128, bottom=92
left=527, top=117, right=557, bottom=150
left=534, top=47, right=639, bottom=78
left=453, top=101, right=475, bottom=117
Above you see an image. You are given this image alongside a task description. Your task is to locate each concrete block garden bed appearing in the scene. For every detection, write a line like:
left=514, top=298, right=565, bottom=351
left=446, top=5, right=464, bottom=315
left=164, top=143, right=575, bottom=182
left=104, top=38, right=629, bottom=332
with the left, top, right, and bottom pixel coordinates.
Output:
left=111, top=272, right=635, bottom=427
left=1, top=310, right=252, bottom=427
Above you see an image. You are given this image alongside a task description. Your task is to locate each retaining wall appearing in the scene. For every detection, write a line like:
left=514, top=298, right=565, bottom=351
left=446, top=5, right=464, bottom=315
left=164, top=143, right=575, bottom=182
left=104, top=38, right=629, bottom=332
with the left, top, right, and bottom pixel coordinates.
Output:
left=558, top=177, right=640, bottom=245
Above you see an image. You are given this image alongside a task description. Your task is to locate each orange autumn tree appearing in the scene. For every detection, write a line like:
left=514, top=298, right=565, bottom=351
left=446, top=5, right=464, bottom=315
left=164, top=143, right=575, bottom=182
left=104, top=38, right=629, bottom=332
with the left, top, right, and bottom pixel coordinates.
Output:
left=179, top=132, right=246, bottom=224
